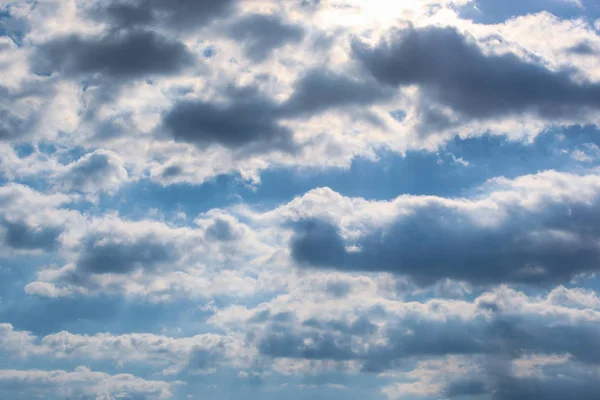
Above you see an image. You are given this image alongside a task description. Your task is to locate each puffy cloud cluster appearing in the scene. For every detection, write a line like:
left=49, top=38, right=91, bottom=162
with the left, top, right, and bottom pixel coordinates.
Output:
left=0, top=366, right=179, bottom=400
left=2, top=0, right=600, bottom=399
left=290, top=171, right=600, bottom=285
left=0, top=0, right=599, bottom=184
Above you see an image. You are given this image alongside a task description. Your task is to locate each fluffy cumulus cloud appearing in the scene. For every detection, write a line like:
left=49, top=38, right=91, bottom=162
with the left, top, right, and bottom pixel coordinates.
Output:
left=3, top=0, right=600, bottom=399
left=352, top=25, right=600, bottom=133
left=289, top=171, right=600, bottom=285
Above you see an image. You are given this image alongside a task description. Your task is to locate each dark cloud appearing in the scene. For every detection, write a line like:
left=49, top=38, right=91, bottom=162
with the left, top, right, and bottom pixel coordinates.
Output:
left=74, top=233, right=176, bottom=275
left=445, top=354, right=600, bottom=400
left=61, top=151, right=126, bottom=192
left=352, top=26, right=600, bottom=131
left=280, top=69, right=392, bottom=117
left=32, top=30, right=193, bottom=79
left=256, top=307, right=600, bottom=377
left=488, top=374, right=600, bottom=400
left=303, top=316, right=377, bottom=336
left=94, top=2, right=155, bottom=27
left=444, top=379, right=487, bottom=398
left=205, top=219, right=239, bottom=241
left=292, top=191, right=600, bottom=286
left=567, top=41, right=597, bottom=56
left=95, top=0, right=237, bottom=30
left=161, top=68, right=391, bottom=153
left=160, top=165, right=183, bottom=179
left=0, top=107, right=37, bottom=141
left=324, top=280, right=352, bottom=298
left=259, top=331, right=356, bottom=361
left=161, top=87, right=295, bottom=153
left=225, top=14, right=305, bottom=61
left=0, top=84, right=48, bottom=141
left=187, top=346, right=223, bottom=371
left=1, top=219, right=62, bottom=251
left=291, top=219, right=347, bottom=267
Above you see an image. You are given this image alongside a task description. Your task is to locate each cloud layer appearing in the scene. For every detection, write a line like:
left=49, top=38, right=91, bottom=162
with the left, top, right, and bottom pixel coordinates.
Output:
left=2, top=0, right=600, bottom=399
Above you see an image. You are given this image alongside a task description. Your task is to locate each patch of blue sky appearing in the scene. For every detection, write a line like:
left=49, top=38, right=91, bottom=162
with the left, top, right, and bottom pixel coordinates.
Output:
left=458, top=0, right=600, bottom=24
left=85, top=125, right=600, bottom=225
left=179, top=370, right=387, bottom=400
left=0, top=294, right=212, bottom=336
left=0, top=10, right=26, bottom=46
left=234, top=125, right=600, bottom=205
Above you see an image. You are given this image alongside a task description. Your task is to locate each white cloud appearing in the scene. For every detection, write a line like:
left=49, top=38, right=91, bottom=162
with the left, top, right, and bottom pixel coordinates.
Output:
left=0, top=366, right=180, bottom=400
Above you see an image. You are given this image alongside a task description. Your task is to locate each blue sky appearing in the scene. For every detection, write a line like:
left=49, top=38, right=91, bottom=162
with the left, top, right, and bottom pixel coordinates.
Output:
left=1, top=0, right=600, bottom=399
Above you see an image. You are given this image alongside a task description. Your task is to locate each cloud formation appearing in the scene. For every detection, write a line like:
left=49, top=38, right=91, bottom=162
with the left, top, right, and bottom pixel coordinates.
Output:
left=291, top=172, right=600, bottom=285
left=2, top=1, right=600, bottom=399
left=33, top=30, right=193, bottom=79
left=353, top=25, right=600, bottom=132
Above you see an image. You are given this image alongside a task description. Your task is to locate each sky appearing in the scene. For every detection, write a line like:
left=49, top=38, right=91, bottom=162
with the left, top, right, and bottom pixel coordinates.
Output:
left=1, top=0, right=600, bottom=399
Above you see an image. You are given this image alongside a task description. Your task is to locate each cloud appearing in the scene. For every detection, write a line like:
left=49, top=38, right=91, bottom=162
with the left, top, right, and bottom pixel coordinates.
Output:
left=161, top=86, right=295, bottom=154
left=47, top=220, right=184, bottom=288
left=0, top=183, right=75, bottom=253
left=0, top=366, right=178, bottom=400
left=0, top=323, right=249, bottom=376
left=290, top=171, right=600, bottom=286
left=96, top=0, right=238, bottom=31
left=58, top=149, right=129, bottom=193
left=566, top=41, right=597, bottom=55
left=75, top=232, right=176, bottom=276
left=0, top=80, right=53, bottom=142
left=32, top=30, right=193, bottom=79
left=352, top=26, right=600, bottom=132
left=161, top=68, right=391, bottom=153
left=24, top=210, right=274, bottom=299
left=280, top=69, right=393, bottom=117
left=1, top=219, right=62, bottom=251
left=224, top=13, right=305, bottom=62
left=224, top=283, right=600, bottom=380
left=205, top=218, right=242, bottom=241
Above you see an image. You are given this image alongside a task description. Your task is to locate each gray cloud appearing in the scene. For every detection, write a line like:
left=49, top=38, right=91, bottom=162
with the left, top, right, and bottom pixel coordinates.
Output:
left=1, top=219, right=62, bottom=251
left=566, top=41, right=597, bottom=56
left=73, top=233, right=176, bottom=276
left=95, top=0, right=237, bottom=30
left=0, top=108, right=37, bottom=141
left=291, top=194, right=600, bottom=286
left=445, top=353, right=600, bottom=400
left=324, top=280, right=352, bottom=298
left=257, top=306, right=600, bottom=376
left=487, top=374, right=600, bottom=400
left=161, top=68, right=390, bottom=153
left=205, top=219, right=240, bottom=241
left=352, top=26, right=600, bottom=131
left=162, top=86, right=295, bottom=153
left=60, top=150, right=128, bottom=193
left=280, top=69, right=393, bottom=117
left=225, top=13, right=305, bottom=61
left=0, top=84, right=49, bottom=142
left=32, top=30, right=193, bottom=79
